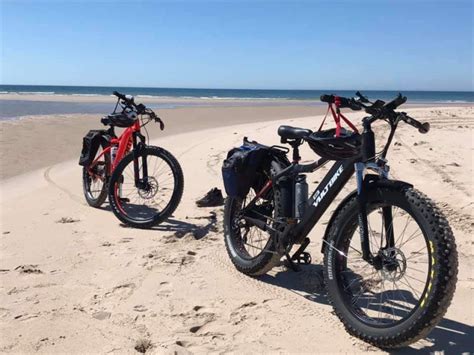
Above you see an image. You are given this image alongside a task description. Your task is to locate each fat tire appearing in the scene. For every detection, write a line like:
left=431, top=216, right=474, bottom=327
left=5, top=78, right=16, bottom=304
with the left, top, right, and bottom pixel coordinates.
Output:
left=323, top=186, right=458, bottom=349
left=107, top=146, right=184, bottom=229
left=82, top=140, right=110, bottom=208
left=224, top=161, right=284, bottom=276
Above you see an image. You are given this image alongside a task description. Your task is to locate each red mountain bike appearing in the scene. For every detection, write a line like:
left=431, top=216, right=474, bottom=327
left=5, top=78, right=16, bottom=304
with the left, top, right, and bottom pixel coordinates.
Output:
left=79, top=91, right=184, bottom=228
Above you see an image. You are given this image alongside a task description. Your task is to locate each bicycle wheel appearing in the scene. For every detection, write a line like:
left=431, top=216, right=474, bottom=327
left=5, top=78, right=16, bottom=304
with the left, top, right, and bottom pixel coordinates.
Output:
left=223, top=160, right=284, bottom=276
left=323, top=186, right=457, bottom=348
left=82, top=142, right=110, bottom=208
left=107, top=146, right=184, bottom=228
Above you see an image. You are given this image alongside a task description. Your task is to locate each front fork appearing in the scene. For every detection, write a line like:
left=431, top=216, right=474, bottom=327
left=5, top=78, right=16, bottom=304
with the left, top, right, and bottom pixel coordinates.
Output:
left=355, top=161, right=392, bottom=264
left=133, top=132, right=149, bottom=189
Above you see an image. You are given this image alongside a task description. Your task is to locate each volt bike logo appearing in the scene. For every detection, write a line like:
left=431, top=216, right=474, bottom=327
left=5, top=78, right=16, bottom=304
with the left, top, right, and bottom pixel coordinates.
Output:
left=312, top=165, right=344, bottom=207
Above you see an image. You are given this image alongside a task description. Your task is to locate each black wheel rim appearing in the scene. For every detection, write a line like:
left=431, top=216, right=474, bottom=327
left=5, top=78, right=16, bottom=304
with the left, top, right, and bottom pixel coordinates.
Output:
left=85, top=147, right=107, bottom=200
left=230, top=190, right=275, bottom=260
left=114, top=153, right=177, bottom=222
left=334, top=202, right=432, bottom=328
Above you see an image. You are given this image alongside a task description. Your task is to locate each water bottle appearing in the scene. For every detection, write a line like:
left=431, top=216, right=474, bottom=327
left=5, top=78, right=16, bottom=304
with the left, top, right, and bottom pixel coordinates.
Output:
left=111, top=146, right=117, bottom=164
left=278, top=176, right=294, bottom=218
left=294, top=174, right=308, bottom=219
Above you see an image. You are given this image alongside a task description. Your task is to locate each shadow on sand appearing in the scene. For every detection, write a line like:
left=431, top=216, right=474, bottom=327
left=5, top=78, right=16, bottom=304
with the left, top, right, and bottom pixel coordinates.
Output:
left=258, top=264, right=473, bottom=353
left=149, top=214, right=219, bottom=240
left=115, top=212, right=219, bottom=240
left=99, top=201, right=220, bottom=240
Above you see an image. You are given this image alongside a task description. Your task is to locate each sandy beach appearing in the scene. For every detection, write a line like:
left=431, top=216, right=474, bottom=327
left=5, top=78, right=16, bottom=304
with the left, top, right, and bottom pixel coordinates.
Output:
left=0, top=102, right=473, bottom=353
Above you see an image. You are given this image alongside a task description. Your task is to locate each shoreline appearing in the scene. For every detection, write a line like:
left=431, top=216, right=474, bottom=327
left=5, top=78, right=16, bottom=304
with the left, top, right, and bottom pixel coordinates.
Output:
left=1, top=92, right=472, bottom=104
left=1, top=94, right=471, bottom=121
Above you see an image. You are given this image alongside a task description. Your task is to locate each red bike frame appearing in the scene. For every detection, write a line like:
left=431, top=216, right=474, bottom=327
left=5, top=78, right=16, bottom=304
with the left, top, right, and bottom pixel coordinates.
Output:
left=88, top=120, right=142, bottom=178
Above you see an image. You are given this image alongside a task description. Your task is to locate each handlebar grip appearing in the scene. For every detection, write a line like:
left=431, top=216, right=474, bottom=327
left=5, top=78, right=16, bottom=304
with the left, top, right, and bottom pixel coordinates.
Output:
left=400, top=113, right=430, bottom=134
left=385, top=93, right=407, bottom=110
left=100, top=116, right=110, bottom=126
left=112, top=91, right=127, bottom=100
left=418, top=122, right=430, bottom=134
left=395, top=95, right=407, bottom=107
left=156, top=116, right=165, bottom=130
left=320, top=94, right=335, bottom=103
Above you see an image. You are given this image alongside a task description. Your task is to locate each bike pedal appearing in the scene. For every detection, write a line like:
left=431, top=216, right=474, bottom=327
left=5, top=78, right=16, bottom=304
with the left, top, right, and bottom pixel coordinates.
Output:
left=284, top=252, right=302, bottom=272
left=292, top=252, right=312, bottom=265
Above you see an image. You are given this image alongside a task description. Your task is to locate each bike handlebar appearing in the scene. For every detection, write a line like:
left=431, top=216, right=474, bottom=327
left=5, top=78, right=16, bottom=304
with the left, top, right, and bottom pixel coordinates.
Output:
left=398, top=112, right=430, bottom=134
left=111, top=91, right=164, bottom=130
left=321, top=92, right=430, bottom=134
left=320, top=94, right=361, bottom=110
left=113, top=90, right=128, bottom=101
left=384, top=93, right=407, bottom=111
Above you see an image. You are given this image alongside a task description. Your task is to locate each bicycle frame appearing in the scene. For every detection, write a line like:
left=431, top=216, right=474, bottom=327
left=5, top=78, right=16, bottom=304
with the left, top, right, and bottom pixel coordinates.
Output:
left=241, top=113, right=399, bottom=265
left=88, top=120, right=141, bottom=176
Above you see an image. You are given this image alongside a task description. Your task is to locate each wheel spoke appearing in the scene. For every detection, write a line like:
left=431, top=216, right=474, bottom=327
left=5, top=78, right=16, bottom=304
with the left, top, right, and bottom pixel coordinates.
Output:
left=336, top=201, right=430, bottom=327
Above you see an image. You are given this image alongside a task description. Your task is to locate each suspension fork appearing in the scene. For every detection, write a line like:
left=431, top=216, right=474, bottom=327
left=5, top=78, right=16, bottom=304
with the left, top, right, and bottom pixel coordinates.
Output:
left=133, top=132, right=148, bottom=188
left=382, top=206, right=395, bottom=248
left=355, top=162, right=372, bottom=262
left=356, top=161, right=395, bottom=262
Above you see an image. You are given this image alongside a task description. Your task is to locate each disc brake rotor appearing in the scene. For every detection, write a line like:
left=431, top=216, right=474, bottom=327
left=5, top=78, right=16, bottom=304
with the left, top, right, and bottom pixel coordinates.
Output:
left=137, top=176, right=159, bottom=199
left=380, top=247, right=407, bottom=282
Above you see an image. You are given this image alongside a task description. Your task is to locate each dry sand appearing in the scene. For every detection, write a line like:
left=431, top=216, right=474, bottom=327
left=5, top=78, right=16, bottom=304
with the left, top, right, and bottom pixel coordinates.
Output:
left=0, top=105, right=473, bottom=353
left=0, top=105, right=329, bottom=180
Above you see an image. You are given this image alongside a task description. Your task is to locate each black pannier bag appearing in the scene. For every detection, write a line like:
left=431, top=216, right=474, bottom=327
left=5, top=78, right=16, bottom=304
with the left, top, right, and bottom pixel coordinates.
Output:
left=79, top=130, right=105, bottom=166
left=222, top=138, right=272, bottom=198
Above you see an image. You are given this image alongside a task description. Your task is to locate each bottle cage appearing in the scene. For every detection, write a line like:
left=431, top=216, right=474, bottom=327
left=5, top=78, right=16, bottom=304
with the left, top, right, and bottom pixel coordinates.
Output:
left=318, top=96, right=359, bottom=137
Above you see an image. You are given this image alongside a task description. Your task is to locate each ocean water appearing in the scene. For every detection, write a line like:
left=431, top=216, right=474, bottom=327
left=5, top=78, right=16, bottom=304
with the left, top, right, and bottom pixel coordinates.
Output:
left=1, top=84, right=473, bottom=102
left=0, top=85, right=472, bottom=119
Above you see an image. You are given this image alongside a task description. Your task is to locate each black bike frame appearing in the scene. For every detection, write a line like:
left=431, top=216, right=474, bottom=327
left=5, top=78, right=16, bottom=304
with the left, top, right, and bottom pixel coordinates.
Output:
left=241, top=116, right=388, bottom=263
left=291, top=158, right=357, bottom=243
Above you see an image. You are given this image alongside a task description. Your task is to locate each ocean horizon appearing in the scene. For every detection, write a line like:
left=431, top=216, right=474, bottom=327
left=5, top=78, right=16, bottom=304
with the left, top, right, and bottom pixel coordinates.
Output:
left=0, top=85, right=472, bottom=119
left=1, top=84, right=473, bottom=102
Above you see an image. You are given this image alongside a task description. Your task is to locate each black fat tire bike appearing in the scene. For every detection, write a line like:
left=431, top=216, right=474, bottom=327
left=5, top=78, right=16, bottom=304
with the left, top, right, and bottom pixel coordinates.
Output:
left=223, top=92, right=457, bottom=348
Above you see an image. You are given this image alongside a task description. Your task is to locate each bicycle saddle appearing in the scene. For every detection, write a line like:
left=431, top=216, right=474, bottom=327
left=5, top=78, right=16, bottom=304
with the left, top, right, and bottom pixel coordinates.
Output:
left=278, top=125, right=313, bottom=140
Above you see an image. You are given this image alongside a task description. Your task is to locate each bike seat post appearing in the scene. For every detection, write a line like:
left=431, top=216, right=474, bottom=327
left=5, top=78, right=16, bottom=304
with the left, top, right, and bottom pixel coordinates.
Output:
left=290, top=139, right=302, bottom=163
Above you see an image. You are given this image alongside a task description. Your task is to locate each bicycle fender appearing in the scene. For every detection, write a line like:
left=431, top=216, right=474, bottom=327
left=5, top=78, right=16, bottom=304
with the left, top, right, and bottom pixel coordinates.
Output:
left=320, top=176, right=413, bottom=254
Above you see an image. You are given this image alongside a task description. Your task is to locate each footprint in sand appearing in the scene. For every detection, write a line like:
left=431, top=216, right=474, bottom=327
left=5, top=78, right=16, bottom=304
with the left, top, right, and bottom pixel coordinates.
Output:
left=104, top=283, right=136, bottom=300
left=157, top=281, right=173, bottom=296
left=7, top=286, right=29, bottom=295
left=143, top=250, right=160, bottom=259
left=15, top=265, right=43, bottom=274
left=92, top=311, right=111, bottom=320
left=230, top=301, right=259, bottom=325
left=134, top=338, right=152, bottom=354
left=175, top=340, right=191, bottom=348
left=133, top=305, right=148, bottom=312
left=56, top=217, right=80, bottom=224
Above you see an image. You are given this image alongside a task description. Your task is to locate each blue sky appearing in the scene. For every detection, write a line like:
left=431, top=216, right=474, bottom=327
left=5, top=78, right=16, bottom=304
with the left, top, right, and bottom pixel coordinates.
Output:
left=1, top=0, right=472, bottom=90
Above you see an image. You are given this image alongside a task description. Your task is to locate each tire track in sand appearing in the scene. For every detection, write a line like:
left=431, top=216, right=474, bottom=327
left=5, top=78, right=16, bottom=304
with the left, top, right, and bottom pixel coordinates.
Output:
left=43, top=165, right=86, bottom=205
left=396, top=137, right=471, bottom=197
